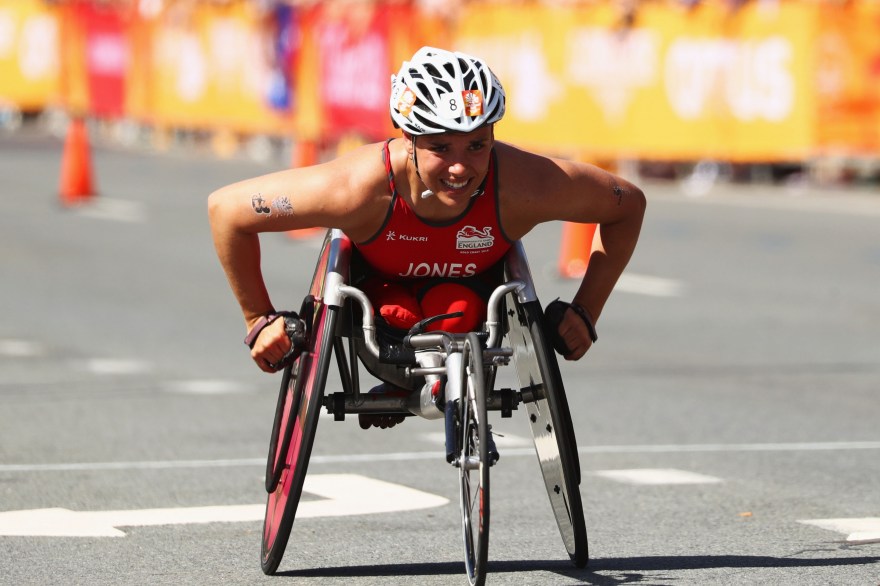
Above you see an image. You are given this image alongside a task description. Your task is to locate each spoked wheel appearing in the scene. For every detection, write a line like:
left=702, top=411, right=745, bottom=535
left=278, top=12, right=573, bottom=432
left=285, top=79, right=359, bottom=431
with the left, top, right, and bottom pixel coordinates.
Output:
left=458, top=332, right=490, bottom=586
left=505, top=299, right=589, bottom=568
left=260, top=301, right=337, bottom=575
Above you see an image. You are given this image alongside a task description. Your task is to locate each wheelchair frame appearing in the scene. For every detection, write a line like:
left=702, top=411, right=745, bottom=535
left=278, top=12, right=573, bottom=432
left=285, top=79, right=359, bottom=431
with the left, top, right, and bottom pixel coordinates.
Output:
left=259, top=229, right=588, bottom=584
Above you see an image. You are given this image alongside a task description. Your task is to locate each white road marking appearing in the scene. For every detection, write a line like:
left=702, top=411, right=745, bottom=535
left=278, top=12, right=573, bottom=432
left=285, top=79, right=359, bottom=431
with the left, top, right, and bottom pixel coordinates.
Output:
left=81, top=358, right=151, bottom=376
left=421, top=431, right=533, bottom=448
left=799, top=517, right=880, bottom=542
left=0, top=458, right=265, bottom=473
left=75, top=198, right=146, bottom=223
left=595, top=468, right=723, bottom=485
left=3, top=441, right=879, bottom=473
left=0, top=339, right=43, bottom=357
left=655, top=188, right=880, bottom=218
left=163, top=380, right=250, bottom=395
left=0, top=474, right=448, bottom=537
left=615, top=273, right=684, bottom=297
left=577, top=441, right=880, bottom=454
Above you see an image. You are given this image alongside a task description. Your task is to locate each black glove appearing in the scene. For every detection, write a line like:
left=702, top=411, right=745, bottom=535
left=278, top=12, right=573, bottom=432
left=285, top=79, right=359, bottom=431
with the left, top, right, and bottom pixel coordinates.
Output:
left=272, top=314, right=307, bottom=370
left=543, top=299, right=598, bottom=356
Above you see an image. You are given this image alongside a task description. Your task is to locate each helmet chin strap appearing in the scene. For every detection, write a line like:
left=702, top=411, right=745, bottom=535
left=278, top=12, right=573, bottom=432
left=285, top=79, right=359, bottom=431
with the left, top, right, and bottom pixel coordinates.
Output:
left=411, top=135, right=486, bottom=199
left=410, top=136, right=435, bottom=198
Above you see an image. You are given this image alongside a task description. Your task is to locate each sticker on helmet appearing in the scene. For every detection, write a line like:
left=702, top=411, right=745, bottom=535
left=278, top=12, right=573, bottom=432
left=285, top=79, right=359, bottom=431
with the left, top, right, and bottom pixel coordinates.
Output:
left=397, top=87, right=417, bottom=117
left=463, top=90, right=483, bottom=117
left=437, top=90, right=466, bottom=120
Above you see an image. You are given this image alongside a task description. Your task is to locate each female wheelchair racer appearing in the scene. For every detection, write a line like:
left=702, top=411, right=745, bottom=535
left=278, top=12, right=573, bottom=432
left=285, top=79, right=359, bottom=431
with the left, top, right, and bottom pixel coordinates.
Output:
left=208, top=47, right=644, bottom=583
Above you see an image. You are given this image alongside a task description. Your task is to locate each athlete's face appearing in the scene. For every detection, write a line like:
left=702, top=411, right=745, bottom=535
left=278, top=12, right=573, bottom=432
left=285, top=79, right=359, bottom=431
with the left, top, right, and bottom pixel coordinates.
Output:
left=408, top=126, right=494, bottom=202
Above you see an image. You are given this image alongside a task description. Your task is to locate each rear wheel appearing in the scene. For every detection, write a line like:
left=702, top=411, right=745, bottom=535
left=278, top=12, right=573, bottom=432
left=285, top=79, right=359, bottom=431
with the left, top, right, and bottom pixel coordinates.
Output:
left=506, top=299, right=588, bottom=568
left=260, top=302, right=337, bottom=575
left=458, top=333, right=490, bottom=586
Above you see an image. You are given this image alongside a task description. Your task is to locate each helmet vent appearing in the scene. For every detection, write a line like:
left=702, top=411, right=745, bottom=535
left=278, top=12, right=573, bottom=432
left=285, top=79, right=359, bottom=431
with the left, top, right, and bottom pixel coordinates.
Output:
left=415, top=82, right=433, bottom=105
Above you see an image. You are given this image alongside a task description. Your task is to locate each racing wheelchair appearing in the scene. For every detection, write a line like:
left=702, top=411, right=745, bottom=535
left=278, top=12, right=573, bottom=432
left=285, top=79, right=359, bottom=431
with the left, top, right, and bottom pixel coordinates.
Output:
left=260, top=229, right=588, bottom=585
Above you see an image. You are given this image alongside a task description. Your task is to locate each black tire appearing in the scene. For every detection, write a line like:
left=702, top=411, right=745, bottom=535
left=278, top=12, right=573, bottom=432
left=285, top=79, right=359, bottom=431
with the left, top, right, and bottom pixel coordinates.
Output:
left=505, top=299, right=588, bottom=568
left=260, top=303, right=337, bottom=575
left=459, top=333, right=490, bottom=586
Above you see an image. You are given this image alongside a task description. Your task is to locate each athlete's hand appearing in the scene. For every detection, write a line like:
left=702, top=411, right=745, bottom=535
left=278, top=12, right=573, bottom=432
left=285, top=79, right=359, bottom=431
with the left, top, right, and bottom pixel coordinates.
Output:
left=249, top=318, right=292, bottom=373
left=556, top=307, right=593, bottom=361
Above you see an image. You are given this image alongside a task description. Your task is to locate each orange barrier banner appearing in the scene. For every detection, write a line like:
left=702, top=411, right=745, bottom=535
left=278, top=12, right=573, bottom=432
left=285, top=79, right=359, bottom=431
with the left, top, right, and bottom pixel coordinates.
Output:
left=814, top=1, right=880, bottom=153
left=0, top=0, right=60, bottom=111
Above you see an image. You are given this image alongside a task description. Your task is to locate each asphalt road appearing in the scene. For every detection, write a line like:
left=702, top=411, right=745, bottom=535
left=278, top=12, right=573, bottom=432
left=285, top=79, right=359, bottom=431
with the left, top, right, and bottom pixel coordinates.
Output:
left=1, top=128, right=879, bottom=585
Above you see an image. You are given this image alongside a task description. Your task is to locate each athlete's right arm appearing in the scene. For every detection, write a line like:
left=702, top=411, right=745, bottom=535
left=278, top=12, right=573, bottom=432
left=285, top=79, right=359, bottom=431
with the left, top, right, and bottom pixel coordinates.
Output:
left=207, top=144, right=386, bottom=371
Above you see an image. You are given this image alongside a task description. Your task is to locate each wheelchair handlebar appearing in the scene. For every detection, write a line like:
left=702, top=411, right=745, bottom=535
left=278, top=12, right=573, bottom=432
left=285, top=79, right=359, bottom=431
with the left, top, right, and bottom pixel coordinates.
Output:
left=336, top=279, right=527, bottom=359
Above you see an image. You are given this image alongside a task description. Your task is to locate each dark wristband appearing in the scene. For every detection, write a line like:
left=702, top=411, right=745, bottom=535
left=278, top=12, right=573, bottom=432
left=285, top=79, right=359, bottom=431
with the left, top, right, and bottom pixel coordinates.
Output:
left=244, top=311, right=295, bottom=348
left=570, top=302, right=598, bottom=343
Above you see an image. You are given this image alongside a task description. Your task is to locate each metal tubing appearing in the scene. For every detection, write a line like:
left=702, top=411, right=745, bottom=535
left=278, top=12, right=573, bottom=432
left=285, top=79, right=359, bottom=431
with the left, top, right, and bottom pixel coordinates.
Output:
left=485, top=280, right=525, bottom=348
left=336, top=284, right=380, bottom=359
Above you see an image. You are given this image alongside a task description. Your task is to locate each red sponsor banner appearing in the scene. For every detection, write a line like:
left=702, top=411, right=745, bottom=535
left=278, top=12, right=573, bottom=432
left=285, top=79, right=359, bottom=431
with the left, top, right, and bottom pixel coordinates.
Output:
left=82, top=3, right=129, bottom=118
left=314, top=2, right=393, bottom=141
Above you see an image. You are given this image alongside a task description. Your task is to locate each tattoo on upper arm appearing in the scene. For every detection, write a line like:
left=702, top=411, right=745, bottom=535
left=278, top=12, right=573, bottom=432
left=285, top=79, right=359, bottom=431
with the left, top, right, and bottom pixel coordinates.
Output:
left=251, top=194, right=295, bottom=217
left=251, top=194, right=271, bottom=215
left=272, top=196, right=294, bottom=216
left=613, top=184, right=624, bottom=205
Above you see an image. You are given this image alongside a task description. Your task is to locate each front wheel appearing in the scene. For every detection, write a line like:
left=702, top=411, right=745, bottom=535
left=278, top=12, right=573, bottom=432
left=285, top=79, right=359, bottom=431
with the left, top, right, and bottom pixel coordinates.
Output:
left=458, top=332, right=490, bottom=586
left=506, top=299, right=588, bottom=568
left=260, top=302, right=337, bottom=574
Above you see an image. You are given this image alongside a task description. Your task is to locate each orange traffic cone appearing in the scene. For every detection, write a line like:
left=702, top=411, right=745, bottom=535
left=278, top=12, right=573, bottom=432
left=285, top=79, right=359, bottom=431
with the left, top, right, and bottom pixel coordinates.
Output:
left=291, top=138, right=318, bottom=169
left=59, top=117, right=95, bottom=206
left=287, top=138, right=323, bottom=240
left=558, top=222, right=597, bottom=279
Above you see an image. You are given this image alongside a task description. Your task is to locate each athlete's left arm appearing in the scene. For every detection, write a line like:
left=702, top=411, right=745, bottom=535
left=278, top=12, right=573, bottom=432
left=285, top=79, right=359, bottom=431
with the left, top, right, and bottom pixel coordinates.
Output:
left=503, top=148, right=647, bottom=360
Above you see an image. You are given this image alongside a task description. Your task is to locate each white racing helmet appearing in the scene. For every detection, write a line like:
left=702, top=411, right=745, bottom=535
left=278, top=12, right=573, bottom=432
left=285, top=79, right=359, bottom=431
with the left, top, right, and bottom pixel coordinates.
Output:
left=390, top=47, right=506, bottom=135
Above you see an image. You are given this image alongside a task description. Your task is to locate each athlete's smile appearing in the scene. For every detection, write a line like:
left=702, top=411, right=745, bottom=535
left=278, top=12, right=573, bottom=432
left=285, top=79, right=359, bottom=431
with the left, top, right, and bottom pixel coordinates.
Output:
left=441, top=178, right=471, bottom=192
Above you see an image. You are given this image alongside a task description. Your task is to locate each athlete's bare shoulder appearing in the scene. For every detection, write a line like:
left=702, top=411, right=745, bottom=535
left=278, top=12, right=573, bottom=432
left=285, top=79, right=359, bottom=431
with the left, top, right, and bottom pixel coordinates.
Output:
left=493, top=142, right=568, bottom=238
left=320, top=141, right=388, bottom=201
left=494, top=141, right=641, bottom=239
left=300, top=141, right=393, bottom=239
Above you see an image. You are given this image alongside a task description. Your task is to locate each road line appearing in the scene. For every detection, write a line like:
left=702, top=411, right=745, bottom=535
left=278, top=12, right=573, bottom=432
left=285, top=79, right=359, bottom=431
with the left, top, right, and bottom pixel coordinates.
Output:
left=595, top=468, right=723, bottom=485
left=421, top=431, right=534, bottom=448
left=616, top=273, right=684, bottom=297
left=0, top=339, right=43, bottom=358
left=799, top=517, right=880, bottom=542
left=0, top=458, right=264, bottom=472
left=0, top=474, right=448, bottom=537
left=163, top=380, right=251, bottom=395
left=651, top=187, right=880, bottom=218
left=81, top=358, right=151, bottom=376
left=3, top=441, right=879, bottom=473
left=75, top=198, right=147, bottom=223
left=577, top=441, right=880, bottom=454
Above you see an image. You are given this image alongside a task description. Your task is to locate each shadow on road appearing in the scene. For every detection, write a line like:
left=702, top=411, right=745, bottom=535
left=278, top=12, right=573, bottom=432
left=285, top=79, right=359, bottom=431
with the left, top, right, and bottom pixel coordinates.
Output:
left=278, top=554, right=880, bottom=583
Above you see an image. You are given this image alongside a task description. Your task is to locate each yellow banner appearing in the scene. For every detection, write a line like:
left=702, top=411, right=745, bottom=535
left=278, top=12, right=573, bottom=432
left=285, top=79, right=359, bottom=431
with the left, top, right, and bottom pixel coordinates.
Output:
left=455, top=1, right=822, bottom=162
left=1, top=0, right=877, bottom=158
left=0, top=0, right=60, bottom=111
left=143, top=2, right=293, bottom=133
